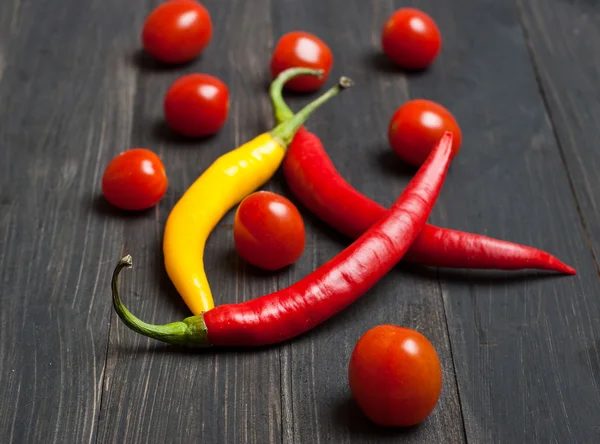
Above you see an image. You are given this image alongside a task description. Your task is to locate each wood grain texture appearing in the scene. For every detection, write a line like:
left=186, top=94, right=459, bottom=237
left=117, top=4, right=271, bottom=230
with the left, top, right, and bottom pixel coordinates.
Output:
left=515, top=0, right=600, bottom=269
left=273, top=1, right=466, bottom=443
left=511, top=0, right=600, bottom=439
left=409, top=0, right=600, bottom=442
left=96, top=1, right=285, bottom=443
left=0, top=0, right=137, bottom=442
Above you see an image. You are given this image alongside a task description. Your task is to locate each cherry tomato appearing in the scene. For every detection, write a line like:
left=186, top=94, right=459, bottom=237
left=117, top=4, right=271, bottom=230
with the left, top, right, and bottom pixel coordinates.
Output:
left=381, top=8, right=442, bottom=70
left=233, top=191, right=305, bottom=271
left=164, top=73, right=229, bottom=137
left=101, top=148, right=168, bottom=211
left=270, top=31, right=333, bottom=92
left=388, top=99, right=462, bottom=167
left=348, top=325, right=442, bottom=427
left=142, top=0, right=212, bottom=64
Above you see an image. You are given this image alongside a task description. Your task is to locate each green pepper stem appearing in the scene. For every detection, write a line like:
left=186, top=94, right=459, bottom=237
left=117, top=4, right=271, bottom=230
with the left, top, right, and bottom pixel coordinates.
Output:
left=270, top=75, right=354, bottom=147
left=111, top=255, right=210, bottom=347
left=270, top=67, right=323, bottom=124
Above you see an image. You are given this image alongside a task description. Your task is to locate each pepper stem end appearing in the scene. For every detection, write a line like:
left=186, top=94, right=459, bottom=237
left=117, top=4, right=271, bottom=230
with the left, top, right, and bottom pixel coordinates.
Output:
left=270, top=74, right=354, bottom=147
left=339, top=76, right=354, bottom=89
left=111, top=255, right=211, bottom=348
left=120, top=254, right=133, bottom=267
left=269, top=67, right=325, bottom=124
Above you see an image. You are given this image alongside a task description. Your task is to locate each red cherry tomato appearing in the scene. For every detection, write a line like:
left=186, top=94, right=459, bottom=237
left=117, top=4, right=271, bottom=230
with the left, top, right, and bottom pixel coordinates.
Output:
left=270, top=31, right=333, bottom=92
left=388, top=99, right=462, bottom=167
left=102, top=149, right=168, bottom=211
left=233, top=191, right=306, bottom=271
left=381, top=8, right=442, bottom=70
left=348, top=325, right=442, bottom=427
left=142, top=0, right=212, bottom=64
left=164, top=73, right=229, bottom=137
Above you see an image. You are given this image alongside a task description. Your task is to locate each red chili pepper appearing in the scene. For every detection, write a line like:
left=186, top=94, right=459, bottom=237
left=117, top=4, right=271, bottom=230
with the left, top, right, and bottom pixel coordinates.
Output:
left=269, top=72, right=576, bottom=275
left=111, top=133, right=454, bottom=347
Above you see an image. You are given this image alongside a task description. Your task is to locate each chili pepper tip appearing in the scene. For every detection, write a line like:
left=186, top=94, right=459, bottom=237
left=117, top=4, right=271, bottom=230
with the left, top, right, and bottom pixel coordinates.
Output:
left=271, top=76, right=353, bottom=147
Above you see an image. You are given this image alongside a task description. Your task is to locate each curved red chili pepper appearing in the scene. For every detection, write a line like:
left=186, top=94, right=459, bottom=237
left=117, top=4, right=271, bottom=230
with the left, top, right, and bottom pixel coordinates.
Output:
left=111, top=133, right=454, bottom=347
left=283, top=129, right=575, bottom=274
left=269, top=72, right=575, bottom=275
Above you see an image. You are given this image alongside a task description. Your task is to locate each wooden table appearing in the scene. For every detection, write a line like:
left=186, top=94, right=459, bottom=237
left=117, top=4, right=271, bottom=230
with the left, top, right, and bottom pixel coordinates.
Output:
left=2, top=0, right=599, bottom=442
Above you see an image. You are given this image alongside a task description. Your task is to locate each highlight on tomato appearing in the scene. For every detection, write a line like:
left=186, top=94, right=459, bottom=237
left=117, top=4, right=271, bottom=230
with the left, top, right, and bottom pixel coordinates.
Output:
left=348, top=324, right=443, bottom=427
left=233, top=191, right=306, bottom=271
left=142, top=0, right=213, bottom=64
left=381, top=8, right=442, bottom=70
left=270, top=31, right=333, bottom=92
left=388, top=99, right=462, bottom=167
left=101, top=148, right=168, bottom=211
left=163, top=73, right=230, bottom=138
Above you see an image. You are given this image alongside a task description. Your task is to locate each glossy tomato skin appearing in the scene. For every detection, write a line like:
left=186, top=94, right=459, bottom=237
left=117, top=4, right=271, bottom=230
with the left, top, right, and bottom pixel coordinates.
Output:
left=348, top=325, right=443, bottom=427
left=142, top=0, right=212, bottom=64
left=164, top=73, right=229, bottom=137
left=381, top=8, right=441, bottom=70
left=270, top=31, right=333, bottom=92
left=102, top=148, right=168, bottom=211
left=233, top=191, right=306, bottom=271
left=388, top=99, right=462, bottom=167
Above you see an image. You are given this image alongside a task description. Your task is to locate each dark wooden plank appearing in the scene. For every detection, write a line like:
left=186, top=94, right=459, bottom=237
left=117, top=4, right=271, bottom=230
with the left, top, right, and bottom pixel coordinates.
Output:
left=273, top=1, right=466, bottom=443
left=404, top=0, right=600, bottom=442
left=96, top=1, right=286, bottom=443
left=0, top=0, right=138, bottom=442
left=515, top=0, right=600, bottom=270
left=511, top=1, right=600, bottom=438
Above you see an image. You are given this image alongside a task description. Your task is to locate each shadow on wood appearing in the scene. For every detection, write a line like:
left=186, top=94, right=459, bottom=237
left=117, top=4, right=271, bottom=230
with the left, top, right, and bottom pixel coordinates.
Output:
left=401, top=262, right=576, bottom=284
left=212, top=246, right=303, bottom=281
left=365, top=52, right=431, bottom=76
left=113, top=338, right=286, bottom=357
left=332, top=396, right=424, bottom=439
left=151, top=119, right=219, bottom=146
left=152, top=234, right=192, bottom=318
left=129, top=48, right=197, bottom=73
left=366, top=52, right=403, bottom=74
left=90, top=194, right=154, bottom=219
left=375, top=149, right=419, bottom=177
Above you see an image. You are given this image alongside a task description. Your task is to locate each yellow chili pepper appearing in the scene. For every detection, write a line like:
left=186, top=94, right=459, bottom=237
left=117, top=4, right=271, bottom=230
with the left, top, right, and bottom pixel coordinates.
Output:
left=163, top=68, right=354, bottom=315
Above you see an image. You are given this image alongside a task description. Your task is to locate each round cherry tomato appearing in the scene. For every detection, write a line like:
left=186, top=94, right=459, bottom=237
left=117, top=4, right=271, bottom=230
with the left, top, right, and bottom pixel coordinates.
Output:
left=388, top=99, right=462, bottom=167
left=381, top=8, right=441, bottom=70
left=348, top=325, right=442, bottom=427
left=102, top=148, right=168, bottom=211
left=233, top=191, right=305, bottom=271
left=142, top=0, right=212, bottom=64
left=270, top=31, right=333, bottom=92
left=164, top=73, right=229, bottom=137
